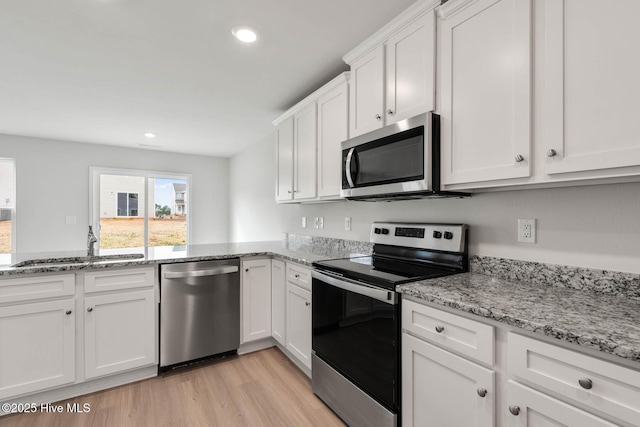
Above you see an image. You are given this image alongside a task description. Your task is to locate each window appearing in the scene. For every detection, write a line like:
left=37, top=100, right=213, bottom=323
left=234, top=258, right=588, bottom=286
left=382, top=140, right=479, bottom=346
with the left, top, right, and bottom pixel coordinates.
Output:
left=0, top=159, right=16, bottom=257
left=90, top=168, right=190, bottom=251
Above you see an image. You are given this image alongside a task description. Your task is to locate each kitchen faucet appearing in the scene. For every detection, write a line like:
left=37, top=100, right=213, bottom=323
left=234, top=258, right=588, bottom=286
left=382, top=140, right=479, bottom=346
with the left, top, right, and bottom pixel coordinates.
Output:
left=87, top=225, right=97, bottom=256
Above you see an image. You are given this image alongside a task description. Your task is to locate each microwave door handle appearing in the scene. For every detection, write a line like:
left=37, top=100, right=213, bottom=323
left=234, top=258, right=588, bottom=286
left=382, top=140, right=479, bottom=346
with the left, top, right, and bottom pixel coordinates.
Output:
left=346, top=147, right=356, bottom=188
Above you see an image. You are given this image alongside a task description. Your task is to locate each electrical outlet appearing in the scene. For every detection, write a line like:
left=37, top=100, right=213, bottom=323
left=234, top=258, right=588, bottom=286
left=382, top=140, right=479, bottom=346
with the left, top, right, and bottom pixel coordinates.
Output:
left=345, top=217, right=351, bottom=231
left=301, top=217, right=307, bottom=228
left=518, top=219, right=536, bottom=243
left=319, top=217, right=324, bottom=229
left=314, top=217, right=319, bottom=229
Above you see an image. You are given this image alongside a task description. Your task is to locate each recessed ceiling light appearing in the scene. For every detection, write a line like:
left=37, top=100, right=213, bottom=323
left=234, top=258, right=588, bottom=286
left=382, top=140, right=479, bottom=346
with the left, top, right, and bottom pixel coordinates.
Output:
left=144, top=132, right=157, bottom=138
left=232, top=26, right=258, bottom=43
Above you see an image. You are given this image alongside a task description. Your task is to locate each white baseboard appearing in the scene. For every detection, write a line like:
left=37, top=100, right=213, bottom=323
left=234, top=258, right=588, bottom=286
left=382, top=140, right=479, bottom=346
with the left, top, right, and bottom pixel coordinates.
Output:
left=237, top=337, right=276, bottom=355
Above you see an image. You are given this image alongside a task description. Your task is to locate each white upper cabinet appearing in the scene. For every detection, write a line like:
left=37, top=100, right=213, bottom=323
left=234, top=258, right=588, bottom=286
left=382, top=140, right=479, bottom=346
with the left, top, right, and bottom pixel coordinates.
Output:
left=273, top=73, right=349, bottom=203
left=293, top=103, right=317, bottom=200
left=346, top=3, right=437, bottom=138
left=542, top=0, right=640, bottom=177
left=317, top=79, right=349, bottom=199
left=386, top=10, right=436, bottom=124
left=349, top=45, right=385, bottom=137
left=275, top=117, right=294, bottom=202
left=440, top=0, right=532, bottom=185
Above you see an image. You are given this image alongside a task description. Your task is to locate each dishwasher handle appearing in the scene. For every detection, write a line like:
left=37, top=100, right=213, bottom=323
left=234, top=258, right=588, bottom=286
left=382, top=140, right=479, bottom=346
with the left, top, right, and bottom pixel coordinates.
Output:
left=163, top=265, right=239, bottom=280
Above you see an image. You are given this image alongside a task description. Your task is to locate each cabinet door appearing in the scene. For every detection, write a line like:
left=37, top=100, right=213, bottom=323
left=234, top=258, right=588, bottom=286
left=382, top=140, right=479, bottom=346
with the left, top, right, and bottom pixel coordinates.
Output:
left=0, top=299, right=75, bottom=399
left=386, top=10, right=435, bottom=124
left=275, top=116, right=294, bottom=202
left=271, top=259, right=286, bottom=346
left=402, top=333, right=494, bottom=427
left=241, top=259, right=272, bottom=343
left=349, top=45, right=385, bottom=137
left=317, top=80, right=349, bottom=199
left=286, top=282, right=311, bottom=370
left=542, top=0, right=640, bottom=176
left=85, top=289, right=156, bottom=379
left=506, top=381, right=618, bottom=427
left=293, top=103, right=317, bottom=200
left=440, top=0, right=532, bottom=185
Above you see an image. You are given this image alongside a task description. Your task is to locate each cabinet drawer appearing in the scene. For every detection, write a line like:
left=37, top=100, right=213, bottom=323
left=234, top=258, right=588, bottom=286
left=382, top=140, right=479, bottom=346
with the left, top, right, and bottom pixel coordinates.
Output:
left=402, top=299, right=494, bottom=365
left=84, top=267, right=155, bottom=293
left=286, top=263, right=311, bottom=291
left=506, top=381, right=618, bottom=427
left=508, top=332, right=640, bottom=426
left=0, top=274, right=75, bottom=304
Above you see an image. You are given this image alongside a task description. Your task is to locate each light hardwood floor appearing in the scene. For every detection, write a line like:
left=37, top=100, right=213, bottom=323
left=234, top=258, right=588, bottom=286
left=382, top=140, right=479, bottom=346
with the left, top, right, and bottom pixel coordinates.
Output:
left=2, top=347, right=345, bottom=427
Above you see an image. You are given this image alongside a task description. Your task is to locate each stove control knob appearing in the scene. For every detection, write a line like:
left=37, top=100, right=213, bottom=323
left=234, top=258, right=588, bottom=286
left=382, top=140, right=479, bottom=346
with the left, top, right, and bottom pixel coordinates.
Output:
left=443, top=232, right=454, bottom=240
left=433, top=231, right=442, bottom=239
left=381, top=228, right=390, bottom=235
left=374, top=227, right=381, bottom=234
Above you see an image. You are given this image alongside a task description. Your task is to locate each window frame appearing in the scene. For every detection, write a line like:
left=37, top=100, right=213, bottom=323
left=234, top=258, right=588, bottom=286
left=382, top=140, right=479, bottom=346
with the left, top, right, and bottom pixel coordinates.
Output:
left=89, top=167, right=192, bottom=252
left=0, top=158, right=16, bottom=257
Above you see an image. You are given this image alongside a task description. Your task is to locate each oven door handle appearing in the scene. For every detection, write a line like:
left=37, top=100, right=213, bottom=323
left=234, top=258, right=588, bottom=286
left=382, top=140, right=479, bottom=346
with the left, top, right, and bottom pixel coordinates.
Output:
left=312, top=270, right=397, bottom=305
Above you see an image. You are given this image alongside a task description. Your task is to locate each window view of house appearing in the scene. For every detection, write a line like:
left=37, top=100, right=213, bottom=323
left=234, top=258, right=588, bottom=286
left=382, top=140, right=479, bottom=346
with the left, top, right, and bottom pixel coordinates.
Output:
left=96, top=172, right=188, bottom=250
left=0, top=159, right=15, bottom=255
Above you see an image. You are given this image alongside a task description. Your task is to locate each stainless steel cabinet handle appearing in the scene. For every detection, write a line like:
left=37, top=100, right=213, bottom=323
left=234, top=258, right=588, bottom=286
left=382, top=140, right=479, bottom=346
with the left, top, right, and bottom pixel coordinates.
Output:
left=435, top=325, right=445, bottom=333
left=509, top=405, right=520, bottom=416
left=515, top=154, right=524, bottom=163
left=578, top=378, right=593, bottom=390
left=387, top=109, right=394, bottom=116
left=65, top=310, right=72, bottom=315
left=477, top=388, right=487, bottom=398
left=305, top=301, right=310, bottom=306
left=546, top=149, right=557, bottom=157
left=87, top=307, right=93, bottom=312
left=375, top=114, right=382, bottom=120
left=164, top=266, right=239, bottom=279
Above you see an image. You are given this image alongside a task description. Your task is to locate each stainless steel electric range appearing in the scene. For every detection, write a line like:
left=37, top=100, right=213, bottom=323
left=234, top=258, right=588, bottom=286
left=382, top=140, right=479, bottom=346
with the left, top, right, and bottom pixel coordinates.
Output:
left=311, top=222, right=469, bottom=427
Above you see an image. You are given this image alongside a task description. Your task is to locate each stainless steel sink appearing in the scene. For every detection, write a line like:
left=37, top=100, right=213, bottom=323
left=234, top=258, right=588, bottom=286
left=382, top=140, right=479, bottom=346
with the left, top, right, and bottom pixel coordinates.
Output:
left=12, top=253, right=145, bottom=268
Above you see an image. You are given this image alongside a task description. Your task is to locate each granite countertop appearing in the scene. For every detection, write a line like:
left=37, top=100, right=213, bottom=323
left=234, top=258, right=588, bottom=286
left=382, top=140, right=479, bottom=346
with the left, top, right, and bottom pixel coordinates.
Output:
left=0, top=240, right=369, bottom=276
left=398, top=272, right=640, bottom=364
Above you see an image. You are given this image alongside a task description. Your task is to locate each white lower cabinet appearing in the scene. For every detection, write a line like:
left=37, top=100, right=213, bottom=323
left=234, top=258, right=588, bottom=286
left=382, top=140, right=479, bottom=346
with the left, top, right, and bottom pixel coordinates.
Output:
left=241, top=258, right=272, bottom=343
left=0, top=298, right=76, bottom=399
left=285, top=280, right=311, bottom=370
left=271, top=259, right=286, bottom=346
left=84, top=289, right=156, bottom=379
left=402, top=300, right=495, bottom=427
left=506, top=381, right=617, bottom=427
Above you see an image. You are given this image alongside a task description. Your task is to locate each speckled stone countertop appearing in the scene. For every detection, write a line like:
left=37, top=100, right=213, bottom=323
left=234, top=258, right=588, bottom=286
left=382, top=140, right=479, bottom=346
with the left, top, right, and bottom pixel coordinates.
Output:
left=0, top=237, right=372, bottom=276
left=398, top=269, right=640, bottom=364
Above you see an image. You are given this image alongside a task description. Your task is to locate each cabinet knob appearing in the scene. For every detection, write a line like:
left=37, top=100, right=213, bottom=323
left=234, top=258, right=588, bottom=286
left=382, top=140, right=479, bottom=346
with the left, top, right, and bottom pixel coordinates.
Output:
left=65, top=310, right=72, bottom=315
left=477, top=388, right=487, bottom=398
left=305, top=301, right=310, bottom=306
left=578, top=378, right=593, bottom=390
left=87, top=307, right=93, bottom=312
left=387, top=109, right=394, bottom=116
left=515, top=154, right=524, bottom=163
left=546, top=149, right=557, bottom=157
left=287, top=190, right=292, bottom=194
left=508, top=405, right=521, bottom=416
left=375, top=114, right=382, bottom=120
left=294, top=274, right=300, bottom=278
left=245, top=268, right=249, bottom=272
left=435, top=325, right=445, bottom=333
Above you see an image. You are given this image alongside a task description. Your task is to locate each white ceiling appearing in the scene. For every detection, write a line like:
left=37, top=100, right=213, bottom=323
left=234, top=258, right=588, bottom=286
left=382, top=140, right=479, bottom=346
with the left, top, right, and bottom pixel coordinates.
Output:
left=0, top=0, right=417, bottom=157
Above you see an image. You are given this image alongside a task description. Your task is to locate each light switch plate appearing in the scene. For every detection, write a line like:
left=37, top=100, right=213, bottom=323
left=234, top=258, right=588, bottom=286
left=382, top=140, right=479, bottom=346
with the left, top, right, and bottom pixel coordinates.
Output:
left=301, top=217, right=307, bottom=228
left=314, top=217, right=319, bottom=229
left=319, top=217, right=324, bottom=229
left=345, top=217, right=351, bottom=231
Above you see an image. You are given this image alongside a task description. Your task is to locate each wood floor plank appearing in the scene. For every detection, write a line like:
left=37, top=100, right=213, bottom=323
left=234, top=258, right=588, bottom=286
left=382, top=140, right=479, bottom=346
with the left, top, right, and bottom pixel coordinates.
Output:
left=1, top=347, right=345, bottom=427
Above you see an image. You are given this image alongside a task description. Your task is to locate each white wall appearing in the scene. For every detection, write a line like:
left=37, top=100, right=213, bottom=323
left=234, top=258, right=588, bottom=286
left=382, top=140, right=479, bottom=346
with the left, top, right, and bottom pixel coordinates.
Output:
left=230, top=133, right=640, bottom=274
left=0, top=133, right=229, bottom=253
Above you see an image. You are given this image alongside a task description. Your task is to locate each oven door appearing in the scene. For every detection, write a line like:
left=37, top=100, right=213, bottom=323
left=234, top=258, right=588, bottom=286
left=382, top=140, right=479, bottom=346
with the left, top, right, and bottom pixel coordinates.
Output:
left=311, top=270, right=399, bottom=412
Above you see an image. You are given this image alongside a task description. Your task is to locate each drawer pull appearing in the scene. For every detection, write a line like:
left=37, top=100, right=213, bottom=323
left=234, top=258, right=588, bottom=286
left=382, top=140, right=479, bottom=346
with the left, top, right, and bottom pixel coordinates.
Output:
left=477, top=388, right=487, bottom=398
left=435, top=325, right=445, bottom=333
left=87, top=307, right=93, bottom=312
left=65, top=310, right=72, bottom=315
left=578, top=378, right=593, bottom=390
left=295, top=274, right=300, bottom=278
left=508, top=405, right=520, bottom=416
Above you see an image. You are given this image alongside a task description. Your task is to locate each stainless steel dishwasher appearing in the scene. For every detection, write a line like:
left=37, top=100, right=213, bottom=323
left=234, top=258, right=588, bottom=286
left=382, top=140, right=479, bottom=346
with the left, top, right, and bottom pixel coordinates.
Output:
left=160, top=259, right=240, bottom=370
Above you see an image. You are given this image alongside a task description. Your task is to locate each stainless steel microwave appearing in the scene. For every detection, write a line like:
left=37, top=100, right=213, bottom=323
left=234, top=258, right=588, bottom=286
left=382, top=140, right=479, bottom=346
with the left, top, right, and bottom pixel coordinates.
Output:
left=340, top=112, right=469, bottom=201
